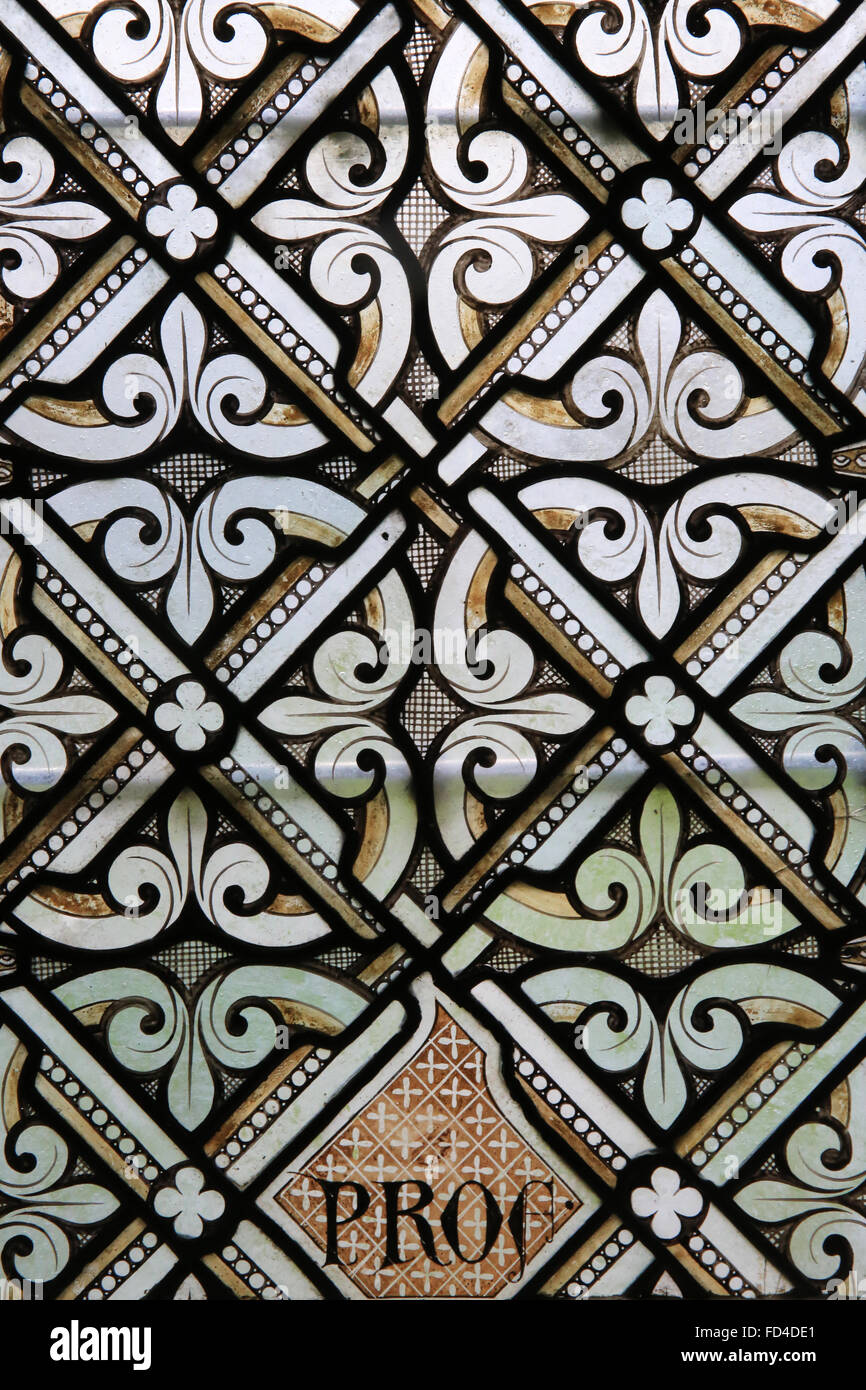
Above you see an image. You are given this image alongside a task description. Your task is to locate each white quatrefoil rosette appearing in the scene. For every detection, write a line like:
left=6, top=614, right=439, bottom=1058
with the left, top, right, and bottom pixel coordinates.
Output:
left=625, top=675, right=695, bottom=746
left=153, top=1166, right=225, bottom=1239
left=622, top=178, right=694, bottom=251
left=631, top=1168, right=704, bottom=1241
left=153, top=679, right=225, bottom=752
left=145, top=183, right=218, bottom=260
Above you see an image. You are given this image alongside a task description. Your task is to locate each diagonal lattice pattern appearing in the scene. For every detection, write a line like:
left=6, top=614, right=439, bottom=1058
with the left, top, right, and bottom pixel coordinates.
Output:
left=0, top=0, right=865, bottom=1303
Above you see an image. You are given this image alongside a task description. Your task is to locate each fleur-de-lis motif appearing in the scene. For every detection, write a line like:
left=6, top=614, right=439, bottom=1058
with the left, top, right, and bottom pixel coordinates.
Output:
left=573, top=0, right=742, bottom=139
left=89, top=0, right=269, bottom=144
left=525, top=959, right=839, bottom=1127
left=0, top=1027, right=119, bottom=1284
left=0, top=136, right=108, bottom=300
left=53, top=958, right=367, bottom=1129
left=0, top=629, right=115, bottom=810
left=731, top=86, right=866, bottom=405
left=736, top=1058, right=866, bottom=1284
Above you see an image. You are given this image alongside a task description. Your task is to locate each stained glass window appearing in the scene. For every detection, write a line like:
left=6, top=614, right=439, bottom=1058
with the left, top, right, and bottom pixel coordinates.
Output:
left=0, top=0, right=864, bottom=1325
